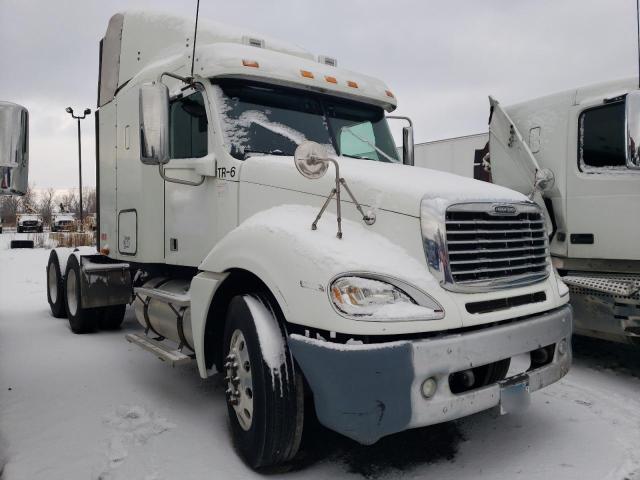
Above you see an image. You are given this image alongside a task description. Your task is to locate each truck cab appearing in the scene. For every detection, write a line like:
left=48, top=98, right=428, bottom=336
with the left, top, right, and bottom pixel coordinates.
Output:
left=46, top=11, right=572, bottom=469
left=487, top=79, right=640, bottom=345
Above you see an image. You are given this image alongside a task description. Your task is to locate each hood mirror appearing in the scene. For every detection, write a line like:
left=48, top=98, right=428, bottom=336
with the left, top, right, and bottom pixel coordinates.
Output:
left=294, top=141, right=376, bottom=238
left=294, top=141, right=330, bottom=179
left=0, top=101, right=29, bottom=196
left=534, top=168, right=555, bottom=192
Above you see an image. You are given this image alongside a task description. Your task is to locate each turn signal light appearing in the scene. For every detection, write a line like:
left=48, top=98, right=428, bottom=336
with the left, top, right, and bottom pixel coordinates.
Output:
left=347, top=80, right=358, bottom=88
left=385, top=90, right=395, bottom=98
left=100, top=246, right=110, bottom=255
left=325, top=75, right=337, bottom=84
left=300, top=70, right=315, bottom=79
left=242, top=59, right=259, bottom=68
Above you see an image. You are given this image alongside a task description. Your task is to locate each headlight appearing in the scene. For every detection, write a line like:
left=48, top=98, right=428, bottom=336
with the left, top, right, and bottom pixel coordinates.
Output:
left=329, top=276, right=444, bottom=321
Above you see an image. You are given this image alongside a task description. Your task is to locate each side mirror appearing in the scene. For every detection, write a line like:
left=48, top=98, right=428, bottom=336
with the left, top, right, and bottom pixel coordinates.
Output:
left=139, top=83, right=170, bottom=165
left=387, top=115, right=414, bottom=166
left=0, top=101, right=29, bottom=195
left=626, top=91, right=640, bottom=169
left=402, top=125, right=414, bottom=166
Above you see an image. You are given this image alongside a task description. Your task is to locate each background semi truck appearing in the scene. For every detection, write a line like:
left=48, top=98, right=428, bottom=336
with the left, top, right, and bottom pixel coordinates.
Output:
left=415, top=78, right=640, bottom=346
left=45, top=11, right=572, bottom=468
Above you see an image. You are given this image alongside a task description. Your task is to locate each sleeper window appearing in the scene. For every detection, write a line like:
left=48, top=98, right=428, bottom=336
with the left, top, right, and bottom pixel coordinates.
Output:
left=579, top=102, right=625, bottom=169
left=170, top=91, right=208, bottom=159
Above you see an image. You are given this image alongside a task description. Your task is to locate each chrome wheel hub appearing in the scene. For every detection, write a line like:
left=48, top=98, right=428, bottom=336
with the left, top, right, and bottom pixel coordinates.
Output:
left=225, top=329, right=254, bottom=431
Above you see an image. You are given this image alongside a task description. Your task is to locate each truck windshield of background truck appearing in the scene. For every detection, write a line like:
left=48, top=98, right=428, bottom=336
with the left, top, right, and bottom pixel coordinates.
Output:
left=212, top=79, right=399, bottom=163
left=578, top=101, right=625, bottom=171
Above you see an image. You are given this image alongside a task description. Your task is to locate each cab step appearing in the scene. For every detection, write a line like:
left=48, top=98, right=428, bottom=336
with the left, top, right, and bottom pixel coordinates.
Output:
left=125, top=333, right=193, bottom=367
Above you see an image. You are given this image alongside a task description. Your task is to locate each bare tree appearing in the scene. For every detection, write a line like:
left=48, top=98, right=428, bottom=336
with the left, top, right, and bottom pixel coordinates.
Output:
left=38, top=187, right=56, bottom=226
left=84, top=187, right=97, bottom=214
left=57, top=190, right=78, bottom=214
left=1, top=195, right=20, bottom=225
left=19, top=184, right=37, bottom=213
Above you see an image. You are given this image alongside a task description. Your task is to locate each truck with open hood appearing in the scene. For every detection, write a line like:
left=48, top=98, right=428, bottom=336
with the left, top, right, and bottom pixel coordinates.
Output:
left=415, top=78, right=640, bottom=346
left=45, top=11, right=572, bottom=468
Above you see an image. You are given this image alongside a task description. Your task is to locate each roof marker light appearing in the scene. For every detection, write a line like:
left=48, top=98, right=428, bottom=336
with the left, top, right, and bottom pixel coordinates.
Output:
left=325, top=76, right=337, bottom=84
left=385, top=90, right=395, bottom=98
left=242, top=59, right=259, bottom=68
left=300, top=70, right=315, bottom=79
left=347, top=80, right=358, bottom=88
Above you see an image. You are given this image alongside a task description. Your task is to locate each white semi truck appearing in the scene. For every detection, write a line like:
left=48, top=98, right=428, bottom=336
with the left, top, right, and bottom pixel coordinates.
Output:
left=416, top=78, right=640, bottom=346
left=46, top=11, right=572, bottom=468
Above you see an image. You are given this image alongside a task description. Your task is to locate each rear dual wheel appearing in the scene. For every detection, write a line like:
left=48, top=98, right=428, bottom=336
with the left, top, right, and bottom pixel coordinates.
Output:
left=63, top=254, right=126, bottom=333
left=47, top=250, right=66, bottom=318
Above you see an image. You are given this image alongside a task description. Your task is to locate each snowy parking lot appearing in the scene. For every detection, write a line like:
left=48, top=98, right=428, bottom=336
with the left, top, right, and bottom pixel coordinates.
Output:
left=1, top=236, right=639, bottom=480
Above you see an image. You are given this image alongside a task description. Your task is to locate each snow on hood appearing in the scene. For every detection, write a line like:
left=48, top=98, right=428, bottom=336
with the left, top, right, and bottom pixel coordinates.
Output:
left=240, top=154, right=528, bottom=217
left=227, top=204, right=431, bottom=285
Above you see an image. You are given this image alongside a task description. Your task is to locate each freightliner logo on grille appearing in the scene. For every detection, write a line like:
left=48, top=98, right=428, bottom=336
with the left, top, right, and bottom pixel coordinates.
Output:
left=490, top=204, right=518, bottom=215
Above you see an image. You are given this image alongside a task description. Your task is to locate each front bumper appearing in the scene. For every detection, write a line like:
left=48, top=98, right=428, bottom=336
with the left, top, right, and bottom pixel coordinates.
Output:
left=289, top=304, right=572, bottom=445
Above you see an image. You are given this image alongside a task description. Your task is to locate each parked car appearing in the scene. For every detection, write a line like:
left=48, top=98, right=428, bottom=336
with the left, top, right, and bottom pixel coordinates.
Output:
left=17, top=213, right=43, bottom=233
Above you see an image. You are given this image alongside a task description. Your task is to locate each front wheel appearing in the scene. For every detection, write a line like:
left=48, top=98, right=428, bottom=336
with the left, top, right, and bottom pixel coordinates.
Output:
left=223, top=294, right=304, bottom=469
left=16, top=226, right=22, bottom=233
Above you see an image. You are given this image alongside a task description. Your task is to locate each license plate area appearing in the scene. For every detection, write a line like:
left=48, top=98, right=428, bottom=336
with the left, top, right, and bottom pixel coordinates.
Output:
left=499, top=374, right=530, bottom=415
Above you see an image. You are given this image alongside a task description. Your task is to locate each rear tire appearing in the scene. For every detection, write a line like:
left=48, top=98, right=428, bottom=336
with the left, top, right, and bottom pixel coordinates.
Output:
left=98, top=304, right=127, bottom=330
left=223, top=294, right=304, bottom=469
left=64, top=255, right=98, bottom=334
left=47, top=250, right=66, bottom=318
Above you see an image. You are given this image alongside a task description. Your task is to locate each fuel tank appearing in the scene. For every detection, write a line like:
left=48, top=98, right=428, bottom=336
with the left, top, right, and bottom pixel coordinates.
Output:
left=133, top=278, right=193, bottom=350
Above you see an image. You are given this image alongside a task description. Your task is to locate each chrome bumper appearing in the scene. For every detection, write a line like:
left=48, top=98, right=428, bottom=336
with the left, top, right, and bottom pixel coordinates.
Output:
left=289, top=304, right=572, bottom=445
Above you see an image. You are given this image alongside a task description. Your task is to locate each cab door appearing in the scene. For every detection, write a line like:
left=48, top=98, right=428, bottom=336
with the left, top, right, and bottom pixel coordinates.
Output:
left=566, top=98, right=640, bottom=260
left=162, top=85, right=237, bottom=267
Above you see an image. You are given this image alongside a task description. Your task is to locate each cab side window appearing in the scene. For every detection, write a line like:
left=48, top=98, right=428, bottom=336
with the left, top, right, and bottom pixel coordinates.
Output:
left=170, top=91, right=208, bottom=159
left=578, top=102, right=625, bottom=170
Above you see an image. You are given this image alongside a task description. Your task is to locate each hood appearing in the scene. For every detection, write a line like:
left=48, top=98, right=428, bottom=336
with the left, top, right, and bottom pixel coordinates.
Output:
left=240, top=155, right=527, bottom=217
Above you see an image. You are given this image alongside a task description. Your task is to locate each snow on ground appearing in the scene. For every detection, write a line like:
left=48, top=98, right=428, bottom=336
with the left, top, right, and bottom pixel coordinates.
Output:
left=1, top=234, right=639, bottom=479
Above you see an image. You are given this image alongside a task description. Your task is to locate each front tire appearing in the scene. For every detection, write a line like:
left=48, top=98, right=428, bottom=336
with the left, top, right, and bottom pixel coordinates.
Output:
left=64, top=255, right=98, bottom=334
left=223, top=294, right=304, bottom=469
left=17, top=226, right=22, bottom=233
left=47, top=250, right=66, bottom=318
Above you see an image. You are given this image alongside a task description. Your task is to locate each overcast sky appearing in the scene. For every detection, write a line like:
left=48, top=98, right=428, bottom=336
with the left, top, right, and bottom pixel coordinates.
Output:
left=1, top=0, right=638, bottom=189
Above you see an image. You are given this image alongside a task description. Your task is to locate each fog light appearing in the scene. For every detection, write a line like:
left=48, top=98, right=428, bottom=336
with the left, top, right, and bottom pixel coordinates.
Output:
left=558, top=339, right=568, bottom=356
left=421, top=377, right=437, bottom=399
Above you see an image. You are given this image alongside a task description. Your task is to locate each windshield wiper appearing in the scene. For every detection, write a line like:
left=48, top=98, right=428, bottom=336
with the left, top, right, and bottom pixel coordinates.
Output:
left=341, top=153, right=370, bottom=160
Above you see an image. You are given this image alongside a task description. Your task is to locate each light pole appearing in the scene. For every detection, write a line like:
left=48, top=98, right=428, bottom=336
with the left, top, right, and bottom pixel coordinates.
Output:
left=65, top=106, right=91, bottom=231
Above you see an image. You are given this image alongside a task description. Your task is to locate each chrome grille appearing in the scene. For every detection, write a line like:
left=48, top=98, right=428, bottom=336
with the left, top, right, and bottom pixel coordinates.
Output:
left=445, top=203, right=549, bottom=288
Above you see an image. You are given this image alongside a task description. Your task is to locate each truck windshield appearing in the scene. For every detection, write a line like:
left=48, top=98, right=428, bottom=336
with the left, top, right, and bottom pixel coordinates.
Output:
left=211, top=79, right=399, bottom=162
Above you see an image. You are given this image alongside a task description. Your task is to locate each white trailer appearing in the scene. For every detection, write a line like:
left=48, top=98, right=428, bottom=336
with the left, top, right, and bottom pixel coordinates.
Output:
left=46, top=11, right=572, bottom=468
left=417, top=79, right=640, bottom=346
left=414, top=133, right=488, bottom=179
